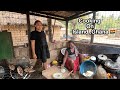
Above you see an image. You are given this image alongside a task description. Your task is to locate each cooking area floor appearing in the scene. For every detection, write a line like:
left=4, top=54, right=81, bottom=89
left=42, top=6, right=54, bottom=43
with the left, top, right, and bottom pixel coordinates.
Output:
left=1, top=54, right=120, bottom=79
left=29, top=60, right=91, bottom=79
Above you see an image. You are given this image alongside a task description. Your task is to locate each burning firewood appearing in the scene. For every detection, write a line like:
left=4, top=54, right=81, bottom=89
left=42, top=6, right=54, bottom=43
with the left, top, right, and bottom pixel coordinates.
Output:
left=24, top=66, right=35, bottom=73
left=107, top=73, right=117, bottom=79
left=107, top=73, right=112, bottom=79
left=9, top=64, right=15, bottom=71
left=17, top=66, right=24, bottom=76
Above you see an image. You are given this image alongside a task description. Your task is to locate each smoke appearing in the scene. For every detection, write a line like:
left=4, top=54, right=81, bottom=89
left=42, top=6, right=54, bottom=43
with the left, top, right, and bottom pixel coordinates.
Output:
left=116, top=56, right=120, bottom=65
left=114, top=56, right=120, bottom=68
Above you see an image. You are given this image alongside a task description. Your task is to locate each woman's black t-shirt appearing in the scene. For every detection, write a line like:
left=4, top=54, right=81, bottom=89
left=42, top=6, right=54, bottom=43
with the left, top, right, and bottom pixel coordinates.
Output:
left=66, top=48, right=75, bottom=55
left=30, top=30, right=47, bottom=47
left=30, top=30, right=50, bottom=62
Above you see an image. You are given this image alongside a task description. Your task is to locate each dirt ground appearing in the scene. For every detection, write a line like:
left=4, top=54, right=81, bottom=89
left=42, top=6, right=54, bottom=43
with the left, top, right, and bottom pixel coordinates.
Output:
left=29, top=70, right=90, bottom=79
left=28, top=60, right=88, bottom=79
left=26, top=59, right=107, bottom=79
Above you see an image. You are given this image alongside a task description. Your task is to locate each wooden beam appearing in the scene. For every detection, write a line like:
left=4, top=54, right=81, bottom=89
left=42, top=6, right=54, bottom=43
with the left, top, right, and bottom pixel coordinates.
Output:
left=8, top=11, right=95, bottom=21
left=38, top=11, right=66, bottom=19
left=66, top=20, right=68, bottom=41
left=66, top=11, right=86, bottom=20
left=8, top=11, right=66, bottom=21
left=26, top=11, right=31, bottom=58
left=67, top=11, right=97, bottom=21
left=29, top=11, right=66, bottom=21
left=90, top=11, right=96, bottom=44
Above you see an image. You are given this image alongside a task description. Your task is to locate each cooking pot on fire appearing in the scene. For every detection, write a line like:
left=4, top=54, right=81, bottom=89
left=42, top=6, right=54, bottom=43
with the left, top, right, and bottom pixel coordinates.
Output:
left=105, top=60, right=120, bottom=70
left=97, top=54, right=108, bottom=64
left=98, top=54, right=107, bottom=61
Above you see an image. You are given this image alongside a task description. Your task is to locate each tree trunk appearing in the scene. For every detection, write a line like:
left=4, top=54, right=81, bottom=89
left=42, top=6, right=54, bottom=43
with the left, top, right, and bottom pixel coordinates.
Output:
left=71, top=20, right=77, bottom=41
left=26, top=11, right=32, bottom=59
left=47, top=18, right=53, bottom=42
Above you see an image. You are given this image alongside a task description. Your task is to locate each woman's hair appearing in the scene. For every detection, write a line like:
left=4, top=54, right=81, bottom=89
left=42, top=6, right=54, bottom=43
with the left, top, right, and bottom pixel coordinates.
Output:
left=34, top=20, right=42, bottom=25
left=68, top=40, right=75, bottom=45
left=34, top=20, right=42, bottom=31
left=67, top=40, right=75, bottom=48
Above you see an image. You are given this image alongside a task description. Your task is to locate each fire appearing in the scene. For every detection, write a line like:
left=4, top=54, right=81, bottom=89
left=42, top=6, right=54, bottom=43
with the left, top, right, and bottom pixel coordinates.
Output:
left=107, top=73, right=112, bottom=79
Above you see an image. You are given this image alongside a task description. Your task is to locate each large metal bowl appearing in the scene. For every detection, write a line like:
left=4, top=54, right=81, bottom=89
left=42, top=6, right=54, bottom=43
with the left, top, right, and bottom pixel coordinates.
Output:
left=104, top=60, right=120, bottom=70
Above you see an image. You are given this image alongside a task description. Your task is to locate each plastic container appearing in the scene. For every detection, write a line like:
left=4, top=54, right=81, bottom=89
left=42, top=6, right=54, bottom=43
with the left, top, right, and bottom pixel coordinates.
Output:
left=80, top=60, right=97, bottom=78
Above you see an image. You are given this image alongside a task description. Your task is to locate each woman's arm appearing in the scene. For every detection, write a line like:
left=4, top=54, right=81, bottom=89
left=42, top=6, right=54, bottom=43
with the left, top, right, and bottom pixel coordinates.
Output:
left=31, top=40, right=37, bottom=59
left=62, top=50, right=68, bottom=66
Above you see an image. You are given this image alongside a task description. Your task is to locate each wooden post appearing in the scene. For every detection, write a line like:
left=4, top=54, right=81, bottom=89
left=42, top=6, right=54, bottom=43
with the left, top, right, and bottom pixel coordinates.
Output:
left=90, top=11, right=96, bottom=44
left=26, top=11, right=31, bottom=58
left=66, top=20, right=68, bottom=41
left=47, top=18, right=53, bottom=42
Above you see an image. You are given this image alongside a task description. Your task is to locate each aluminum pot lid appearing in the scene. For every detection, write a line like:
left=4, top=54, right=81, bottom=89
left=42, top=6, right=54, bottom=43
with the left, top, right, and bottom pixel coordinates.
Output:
left=98, top=54, right=107, bottom=61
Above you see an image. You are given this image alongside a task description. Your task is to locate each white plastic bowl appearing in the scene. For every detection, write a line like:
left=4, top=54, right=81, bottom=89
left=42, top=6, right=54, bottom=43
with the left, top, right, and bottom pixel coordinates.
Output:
left=61, top=48, right=67, bottom=55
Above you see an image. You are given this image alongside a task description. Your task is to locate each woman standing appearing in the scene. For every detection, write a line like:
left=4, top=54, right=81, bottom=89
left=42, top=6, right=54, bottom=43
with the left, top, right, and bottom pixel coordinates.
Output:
left=30, top=20, right=50, bottom=70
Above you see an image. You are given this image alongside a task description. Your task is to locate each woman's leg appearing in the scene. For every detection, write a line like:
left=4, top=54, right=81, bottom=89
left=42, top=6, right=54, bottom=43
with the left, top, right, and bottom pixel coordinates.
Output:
left=69, top=60, right=77, bottom=78
left=33, top=59, right=43, bottom=72
left=43, top=61, right=48, bottom=70
left=71, top=58, right=80, bottom=77
left=66, top=58, right=74, bottom=70
left=69, top=60, right=74, bottom=70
